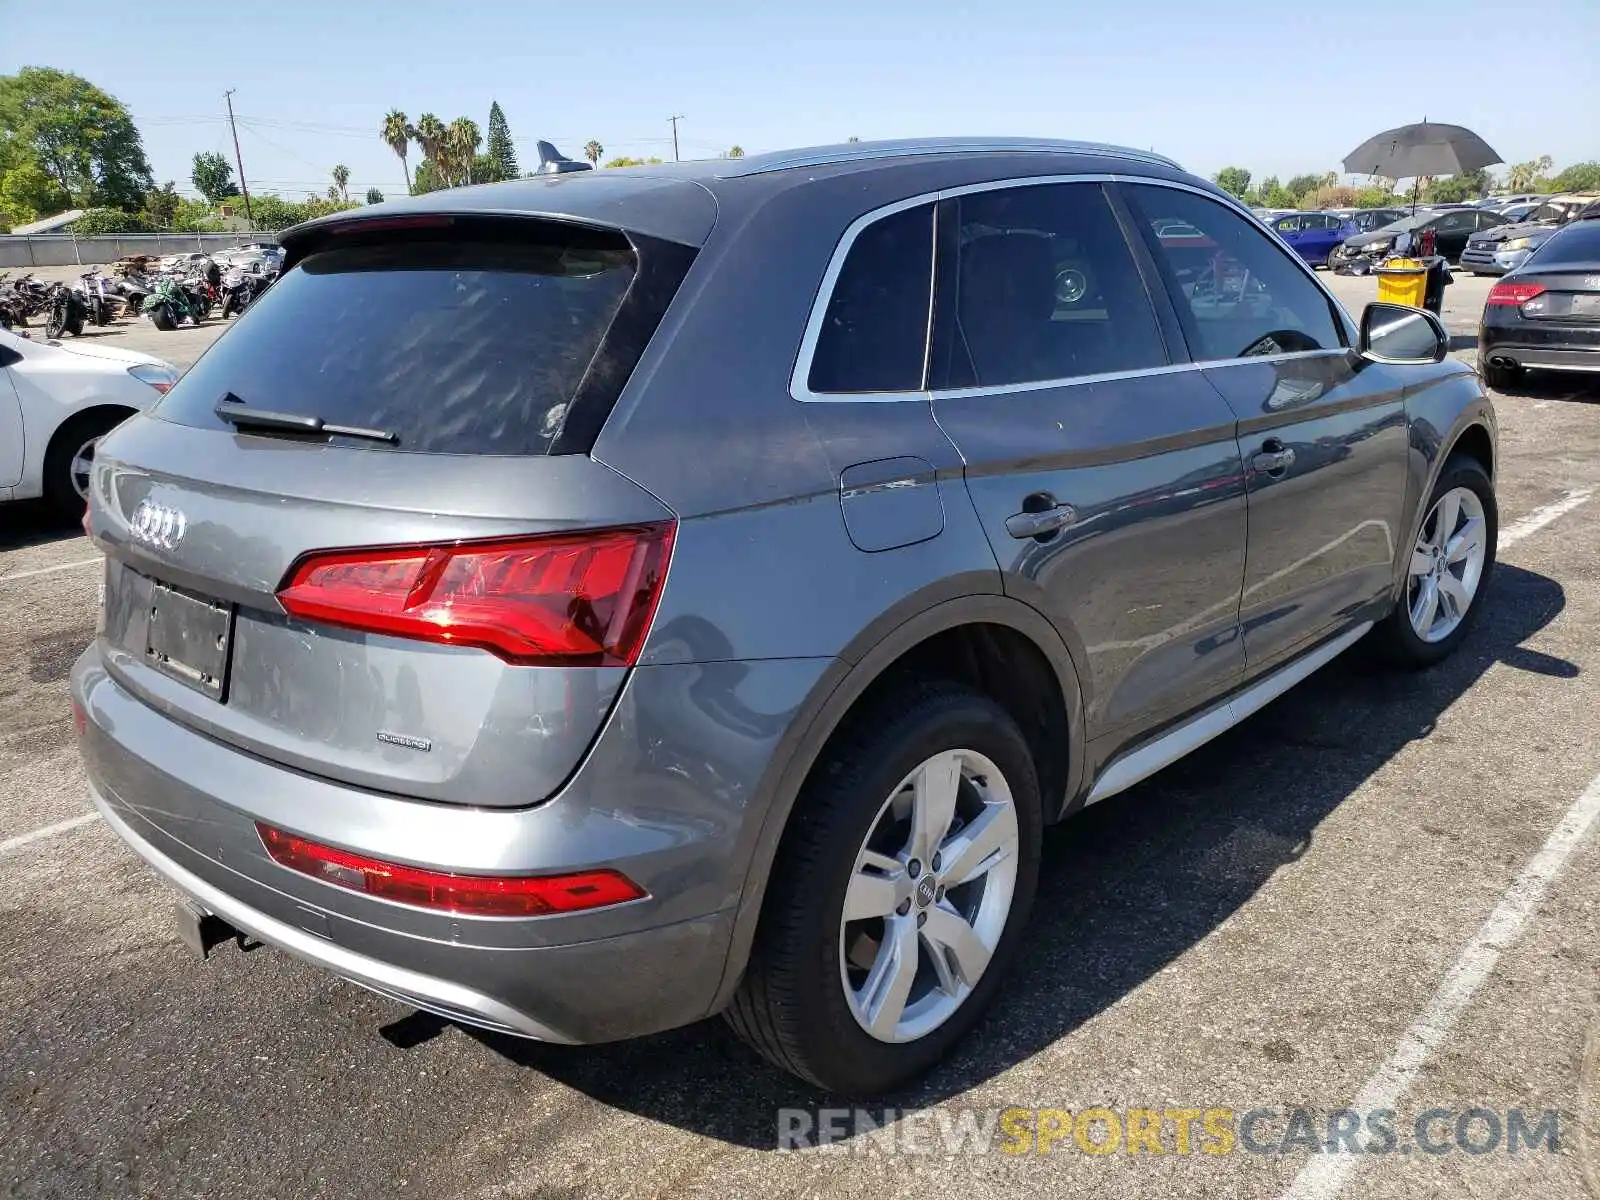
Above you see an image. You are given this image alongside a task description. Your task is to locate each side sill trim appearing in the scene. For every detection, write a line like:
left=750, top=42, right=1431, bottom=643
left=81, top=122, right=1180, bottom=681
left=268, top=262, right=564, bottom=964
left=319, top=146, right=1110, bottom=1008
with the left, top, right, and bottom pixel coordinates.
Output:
left=1085, top=619, right=1374, bottom=806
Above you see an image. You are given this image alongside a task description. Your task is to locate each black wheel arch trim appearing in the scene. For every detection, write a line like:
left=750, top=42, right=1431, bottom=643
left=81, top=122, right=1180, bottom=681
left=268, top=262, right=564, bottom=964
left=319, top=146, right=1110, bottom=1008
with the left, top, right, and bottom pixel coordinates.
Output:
left=705, top=591, right=1086, bottom=1017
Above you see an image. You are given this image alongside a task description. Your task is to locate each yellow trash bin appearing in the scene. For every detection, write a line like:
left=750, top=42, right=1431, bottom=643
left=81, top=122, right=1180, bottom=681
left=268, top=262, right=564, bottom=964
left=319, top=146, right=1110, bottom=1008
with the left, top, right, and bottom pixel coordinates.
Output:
left=1375, top=257, right=1428, bottom=308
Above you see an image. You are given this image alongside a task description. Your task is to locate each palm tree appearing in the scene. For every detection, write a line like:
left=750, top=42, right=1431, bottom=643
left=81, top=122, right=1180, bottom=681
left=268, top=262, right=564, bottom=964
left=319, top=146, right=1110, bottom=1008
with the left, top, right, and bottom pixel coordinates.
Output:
left=584, top=140, right=603, bottom=167
left=381, top=109, right=413, bottom=194
left=446, top=117, right=481, bottom=186
left=413, top=113, right=447, bottom=185
left=726, top=145, right=745, bottom=159
left=331, top=164, right=351, bottom=203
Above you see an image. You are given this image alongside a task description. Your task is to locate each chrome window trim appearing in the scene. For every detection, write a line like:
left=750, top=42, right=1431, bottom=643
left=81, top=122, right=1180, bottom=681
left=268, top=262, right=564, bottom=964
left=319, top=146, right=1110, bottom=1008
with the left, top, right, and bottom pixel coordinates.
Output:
left=791, top=173, right=1359, bottom=405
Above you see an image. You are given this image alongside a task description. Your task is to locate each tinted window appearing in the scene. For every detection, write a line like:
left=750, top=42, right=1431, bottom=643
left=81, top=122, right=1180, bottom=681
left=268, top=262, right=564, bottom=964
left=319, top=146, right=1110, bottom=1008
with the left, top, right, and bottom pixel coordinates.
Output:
left=1275, top=216, right=1302, bottom=234
left=154, top=235, right=636, bottom=455
left=808, top=203, right=934, bottom=393
left=935, top=182, right=1167, bottom=388
left=1433, top=212, right=1473, bottom=233
left=1528, top=222, right=1600, bottom=265
left=1126, top=184, right=1342, bottom=361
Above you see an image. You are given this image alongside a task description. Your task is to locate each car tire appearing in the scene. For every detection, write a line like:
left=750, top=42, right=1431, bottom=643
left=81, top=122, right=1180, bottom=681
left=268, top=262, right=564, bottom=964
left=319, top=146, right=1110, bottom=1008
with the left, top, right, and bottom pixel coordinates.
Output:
left=1373, top=455, right=1497, bottom=670
left=1478, top=356, right=1524, bottom=391
left=725, top=682, right=1043, bottom=1095
left=149, top=304, right=174, bottom=332
left=43, top=411, right=127, bottom=520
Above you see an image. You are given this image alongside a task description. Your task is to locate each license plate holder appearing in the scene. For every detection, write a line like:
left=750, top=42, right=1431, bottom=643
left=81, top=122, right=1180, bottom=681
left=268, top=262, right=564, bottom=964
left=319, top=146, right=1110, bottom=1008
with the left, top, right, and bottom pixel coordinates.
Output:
left=146, top=581, right=233, bottom=698
left=1572, top=294, right=1600, bottom=317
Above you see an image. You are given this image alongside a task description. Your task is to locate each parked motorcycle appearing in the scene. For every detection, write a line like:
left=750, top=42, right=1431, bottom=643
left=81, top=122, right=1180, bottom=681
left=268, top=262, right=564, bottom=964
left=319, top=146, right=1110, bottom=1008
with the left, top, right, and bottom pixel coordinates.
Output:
left=0, top=272, right=52, bottom=325
left=71, top=269, right=117, bottom=327
left=141, top=276, right=209, bottom=331
left=218, top=262, right=277, bottom=318
left=44, top=283, right=88, bottom=339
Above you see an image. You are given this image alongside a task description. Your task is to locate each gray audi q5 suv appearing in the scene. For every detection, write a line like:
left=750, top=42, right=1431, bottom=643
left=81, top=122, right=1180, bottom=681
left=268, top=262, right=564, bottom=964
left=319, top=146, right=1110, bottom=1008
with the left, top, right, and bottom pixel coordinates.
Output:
left=73, top=138, right=1498, bottom=1095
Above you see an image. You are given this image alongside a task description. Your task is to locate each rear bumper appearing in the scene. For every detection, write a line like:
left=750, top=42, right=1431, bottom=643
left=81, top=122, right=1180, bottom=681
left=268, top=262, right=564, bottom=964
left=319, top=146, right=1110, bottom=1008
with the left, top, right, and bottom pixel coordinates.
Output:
left=74, top=644, right=831, bottom=1042
left=1481, top=321, right=1600, bottom=373
left=1482, top=346, right=1600, bottom=372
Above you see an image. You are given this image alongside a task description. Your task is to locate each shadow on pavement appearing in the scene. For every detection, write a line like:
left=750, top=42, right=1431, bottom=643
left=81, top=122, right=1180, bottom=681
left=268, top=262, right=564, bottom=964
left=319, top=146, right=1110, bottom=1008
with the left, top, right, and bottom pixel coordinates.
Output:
left=1496, top=372, right=1600, bottom=403
left=451, top=564, right=1569, bottom=1148
left=1448, top=332, right=1478, bottom=353
left=0, top=502, right=82, bottom=554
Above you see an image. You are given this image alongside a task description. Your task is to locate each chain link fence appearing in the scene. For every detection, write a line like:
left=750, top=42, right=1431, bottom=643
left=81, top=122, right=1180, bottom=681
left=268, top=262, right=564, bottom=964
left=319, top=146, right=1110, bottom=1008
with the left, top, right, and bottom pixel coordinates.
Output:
left=0, top=232, right=278, bottom=269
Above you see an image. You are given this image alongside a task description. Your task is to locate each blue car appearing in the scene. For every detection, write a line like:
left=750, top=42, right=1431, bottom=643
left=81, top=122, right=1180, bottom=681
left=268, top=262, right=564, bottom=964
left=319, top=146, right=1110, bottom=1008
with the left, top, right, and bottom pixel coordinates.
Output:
left=1271, top=209, right=1408, bottom=268
left=1268, top=211, right=1353, bottom=267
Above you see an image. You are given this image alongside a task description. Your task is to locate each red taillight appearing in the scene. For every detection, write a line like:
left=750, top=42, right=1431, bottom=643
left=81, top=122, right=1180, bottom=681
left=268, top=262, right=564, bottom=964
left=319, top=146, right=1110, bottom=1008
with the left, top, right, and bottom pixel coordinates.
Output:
left=70, top=698, right=87, bottom=737
left=276, top=523, right=675, bottom=667
left=256, top=823, right=647, bottom=917
left=1486, top=281, right=1547, bottom=307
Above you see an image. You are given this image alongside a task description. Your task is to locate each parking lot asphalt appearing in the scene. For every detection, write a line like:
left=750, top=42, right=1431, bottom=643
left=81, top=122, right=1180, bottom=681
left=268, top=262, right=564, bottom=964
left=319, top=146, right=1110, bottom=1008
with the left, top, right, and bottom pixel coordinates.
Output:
left=4, top=272, right=1600, bottom=1199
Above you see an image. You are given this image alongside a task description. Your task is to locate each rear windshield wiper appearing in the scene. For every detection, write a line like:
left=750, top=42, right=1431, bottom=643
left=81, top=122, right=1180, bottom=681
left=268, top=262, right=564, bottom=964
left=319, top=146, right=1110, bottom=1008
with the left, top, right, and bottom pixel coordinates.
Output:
left=214, top=395, right=397, bottom=444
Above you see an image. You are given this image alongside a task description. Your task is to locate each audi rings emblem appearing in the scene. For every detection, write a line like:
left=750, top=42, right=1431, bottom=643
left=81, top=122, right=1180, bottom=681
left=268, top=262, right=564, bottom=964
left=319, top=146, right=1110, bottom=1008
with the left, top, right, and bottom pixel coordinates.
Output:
left=129, top=501, right=187, bottom=551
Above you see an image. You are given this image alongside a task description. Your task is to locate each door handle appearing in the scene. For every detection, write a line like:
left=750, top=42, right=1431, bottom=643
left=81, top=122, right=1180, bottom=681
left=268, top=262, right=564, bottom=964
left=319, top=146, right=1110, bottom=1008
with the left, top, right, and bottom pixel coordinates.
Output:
left=1251, top=439, right=1296, bottom=476
left=1006, top=503, right=1077, bottom=540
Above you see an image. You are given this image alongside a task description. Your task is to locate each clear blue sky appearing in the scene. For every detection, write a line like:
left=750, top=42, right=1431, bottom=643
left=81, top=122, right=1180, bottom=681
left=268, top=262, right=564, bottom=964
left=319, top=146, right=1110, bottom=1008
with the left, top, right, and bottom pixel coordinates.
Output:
left=4, top=0, right=1596, bottom=201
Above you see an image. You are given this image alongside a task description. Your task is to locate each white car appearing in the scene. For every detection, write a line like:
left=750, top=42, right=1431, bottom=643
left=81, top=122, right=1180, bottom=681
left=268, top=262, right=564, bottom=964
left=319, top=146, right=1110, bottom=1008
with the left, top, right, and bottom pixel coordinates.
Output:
left=0, top=328, right=179, bottom=516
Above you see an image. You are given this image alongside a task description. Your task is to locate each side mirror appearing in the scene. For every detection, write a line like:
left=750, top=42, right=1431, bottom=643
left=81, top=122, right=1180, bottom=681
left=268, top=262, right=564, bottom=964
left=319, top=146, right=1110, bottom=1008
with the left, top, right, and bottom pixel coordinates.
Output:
left=1359, top=302, right=1448, bottom=364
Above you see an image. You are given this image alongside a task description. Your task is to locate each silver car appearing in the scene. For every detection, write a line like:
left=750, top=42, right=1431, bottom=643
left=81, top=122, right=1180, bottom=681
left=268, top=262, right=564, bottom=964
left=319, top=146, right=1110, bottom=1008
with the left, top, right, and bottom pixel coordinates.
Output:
left=74, top=138, right=1499, bottom=1095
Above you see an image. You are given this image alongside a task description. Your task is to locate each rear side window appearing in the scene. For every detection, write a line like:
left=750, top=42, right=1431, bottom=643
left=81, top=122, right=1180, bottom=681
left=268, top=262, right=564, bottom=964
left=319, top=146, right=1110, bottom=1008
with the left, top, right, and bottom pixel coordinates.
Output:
left=153, top=234, right=637, bottom=454
left=1125, top=184, right=1343, bottom=361
left=808, top=203, right=934, bottom=393
left=934, top=182, right=1168, bottom=389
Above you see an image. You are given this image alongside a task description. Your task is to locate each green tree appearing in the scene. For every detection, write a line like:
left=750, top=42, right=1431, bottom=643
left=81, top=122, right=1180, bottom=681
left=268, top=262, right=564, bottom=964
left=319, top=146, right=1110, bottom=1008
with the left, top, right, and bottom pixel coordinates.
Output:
left=584, top=139, right=603, bottom=167
left=1507, top=155, right=1553, bottom=192
left=381, top=109, right=414, bottom=194
left=71, top=207, right=154, bottom=234
left=1, top=156, right=70, bottom=222
left=411, top=157, right=447, bottom=194
left=1284, top=174, right=1322, bottom=202
left=0, top=67, right=153, bottom=210
left=365, top=187, right=385, bottom=205
left=1550, top=161, right=1600, bottom=192
left=445, top=118, right=481, bottom=185
left=331, top=163, right=350, bottom=202
left=846, top=136, right=860, bottom=143
left=246, top=194, right=308, bottom=231
left=190, top=151, right=238, bottom=204
left=726, top=145, right=745, bottom=158
left=486, top=101, right=518, bottom=179
left=603, top=156, right=663, bottom=168
left=412, top=113, right=447, bottom=180
left=1213, top=166, right=1251, bottom=199
left=142, top=181, right=180, bottom=226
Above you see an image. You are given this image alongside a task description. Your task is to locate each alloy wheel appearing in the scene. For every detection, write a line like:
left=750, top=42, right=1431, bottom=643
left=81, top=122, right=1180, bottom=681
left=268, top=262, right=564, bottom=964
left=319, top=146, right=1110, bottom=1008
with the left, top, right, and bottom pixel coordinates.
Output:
left=69, top=437, right=98, bottom=501
left=1407, top=485, right=1487, bottom=643
left=839, top=748, right=1019, bottom=1044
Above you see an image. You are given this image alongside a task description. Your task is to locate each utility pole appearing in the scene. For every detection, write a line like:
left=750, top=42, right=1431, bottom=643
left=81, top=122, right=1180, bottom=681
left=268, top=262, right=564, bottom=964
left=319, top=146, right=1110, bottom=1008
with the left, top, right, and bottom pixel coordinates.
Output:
left=224, top=89, right=254, bottom=227
left=669, top=114, right=685, bottom=163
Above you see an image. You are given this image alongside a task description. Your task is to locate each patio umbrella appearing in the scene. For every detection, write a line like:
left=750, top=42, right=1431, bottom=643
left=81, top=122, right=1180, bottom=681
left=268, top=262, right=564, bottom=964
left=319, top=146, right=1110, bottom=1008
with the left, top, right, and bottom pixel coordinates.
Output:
left=1343, top=121, right=1503, bottom=212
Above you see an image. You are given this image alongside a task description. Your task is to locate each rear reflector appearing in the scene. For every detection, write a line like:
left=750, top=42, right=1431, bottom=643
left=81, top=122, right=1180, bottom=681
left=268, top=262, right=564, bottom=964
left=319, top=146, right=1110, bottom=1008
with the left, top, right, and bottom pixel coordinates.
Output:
left=70, top=698, right=87, bottom=737
left=1486, top=281, right=1547, bottom=306
left=276, top=523, right=675, bottom=667
left=256, top=823, right=647, bottom=917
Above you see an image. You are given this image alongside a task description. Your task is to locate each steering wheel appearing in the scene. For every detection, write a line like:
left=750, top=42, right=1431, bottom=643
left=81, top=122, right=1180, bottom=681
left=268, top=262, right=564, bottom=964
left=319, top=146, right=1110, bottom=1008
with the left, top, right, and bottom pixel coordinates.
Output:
left=1237, top=328, right=1322, bottom=358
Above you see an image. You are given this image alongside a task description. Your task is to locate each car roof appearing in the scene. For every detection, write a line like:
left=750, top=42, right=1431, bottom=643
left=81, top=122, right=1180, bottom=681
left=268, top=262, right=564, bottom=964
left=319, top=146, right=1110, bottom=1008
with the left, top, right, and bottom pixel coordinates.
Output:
left=282, top=137, right=1193, bottom=252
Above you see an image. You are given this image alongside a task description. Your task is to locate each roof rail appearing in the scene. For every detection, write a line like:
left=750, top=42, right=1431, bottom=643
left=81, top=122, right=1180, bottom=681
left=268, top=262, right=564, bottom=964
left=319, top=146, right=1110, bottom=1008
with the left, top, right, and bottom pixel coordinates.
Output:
left=730, top=138, right=1183, bottom=176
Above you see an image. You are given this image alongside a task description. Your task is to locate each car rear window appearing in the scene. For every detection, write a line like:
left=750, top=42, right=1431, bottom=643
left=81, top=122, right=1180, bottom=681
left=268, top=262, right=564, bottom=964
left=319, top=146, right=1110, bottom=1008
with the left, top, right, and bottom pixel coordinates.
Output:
left=1529, top=223, right=1600, bottom=265
left=152, top=234, right=637, bottom=454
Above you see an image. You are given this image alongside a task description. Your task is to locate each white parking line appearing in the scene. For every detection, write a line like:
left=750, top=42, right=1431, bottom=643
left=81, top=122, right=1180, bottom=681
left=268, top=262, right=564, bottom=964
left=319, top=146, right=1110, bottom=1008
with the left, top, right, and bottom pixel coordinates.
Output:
left=1500, top=488, right=1594, bottom=547
left=0, top=556, right=101, bottom=585
left=1278, top=768, right=1600, bottom=1200
left=0, top=811, right=99, bottom=856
